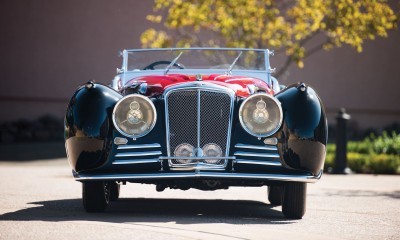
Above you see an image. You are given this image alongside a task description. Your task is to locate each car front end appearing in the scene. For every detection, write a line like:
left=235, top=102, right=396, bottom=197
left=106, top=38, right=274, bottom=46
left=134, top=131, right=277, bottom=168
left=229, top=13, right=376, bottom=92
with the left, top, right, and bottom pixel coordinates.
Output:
left=65, top=48, right=327, bottom=218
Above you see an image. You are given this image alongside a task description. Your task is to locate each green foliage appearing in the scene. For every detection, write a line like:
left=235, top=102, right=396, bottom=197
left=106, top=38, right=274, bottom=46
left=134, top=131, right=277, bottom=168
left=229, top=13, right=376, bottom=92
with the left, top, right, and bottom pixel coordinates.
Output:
left=326, top=143, right=336, bottom=154
left=347, top=141, right=371, bottom=154
left=141, top=0, right=398, bottom=75
left=325, top=132, right=400, bottom=174
left=347, top=131, right=400, bottom=155
left=370, top=131, right=400, bottom=155
left=367, top=154, right=400, bottom=174
left=324, top=148, right=335, bottom=170
left=347, top=152, right=371, bottom=173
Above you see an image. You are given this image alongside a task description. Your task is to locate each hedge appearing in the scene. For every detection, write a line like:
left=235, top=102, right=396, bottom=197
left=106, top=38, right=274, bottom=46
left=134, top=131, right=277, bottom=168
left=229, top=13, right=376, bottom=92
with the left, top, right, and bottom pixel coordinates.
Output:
left=324, top=132, right=400, bottom=174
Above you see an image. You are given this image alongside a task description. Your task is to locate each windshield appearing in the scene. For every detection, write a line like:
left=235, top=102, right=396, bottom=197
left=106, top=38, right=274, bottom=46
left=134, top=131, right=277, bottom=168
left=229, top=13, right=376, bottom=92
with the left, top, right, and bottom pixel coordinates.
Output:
left=124, top=48, right=267, bottom=72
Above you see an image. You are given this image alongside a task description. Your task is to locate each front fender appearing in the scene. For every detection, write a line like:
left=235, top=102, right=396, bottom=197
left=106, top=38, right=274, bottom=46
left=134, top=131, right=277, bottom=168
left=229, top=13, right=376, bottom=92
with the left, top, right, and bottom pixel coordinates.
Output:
left=275, top=83, right=327, bottom=176
left=64, top=82, right=122, bottom=172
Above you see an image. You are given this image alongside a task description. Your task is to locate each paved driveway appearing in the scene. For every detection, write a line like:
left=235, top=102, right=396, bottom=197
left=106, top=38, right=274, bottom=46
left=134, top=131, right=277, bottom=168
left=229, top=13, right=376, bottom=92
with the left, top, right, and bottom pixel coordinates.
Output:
left=0, top=159, right=399, bottom=240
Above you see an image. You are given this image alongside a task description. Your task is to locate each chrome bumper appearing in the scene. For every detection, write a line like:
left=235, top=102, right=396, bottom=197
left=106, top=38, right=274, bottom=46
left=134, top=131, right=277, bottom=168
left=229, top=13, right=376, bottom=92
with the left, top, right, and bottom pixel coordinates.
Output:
left=75, top=171, right=322, bottom=183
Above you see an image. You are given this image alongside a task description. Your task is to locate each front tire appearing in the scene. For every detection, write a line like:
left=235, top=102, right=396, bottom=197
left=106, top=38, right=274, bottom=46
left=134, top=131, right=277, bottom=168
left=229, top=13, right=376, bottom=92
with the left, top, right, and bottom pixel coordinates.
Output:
left=82, top=181, right=110, bottom=212
left=268, top=186, right=283, bottom=206
left=109, top=181, right=120, bottom=201
left=282, top=182, right=307, bottom=219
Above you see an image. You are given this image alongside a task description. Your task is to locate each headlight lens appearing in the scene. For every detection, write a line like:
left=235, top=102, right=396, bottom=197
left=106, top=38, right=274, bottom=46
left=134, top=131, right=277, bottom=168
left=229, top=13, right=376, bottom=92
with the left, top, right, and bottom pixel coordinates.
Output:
left=239, top=93, right=282, bottom=137
left=112, top=94, right=157, bottom=138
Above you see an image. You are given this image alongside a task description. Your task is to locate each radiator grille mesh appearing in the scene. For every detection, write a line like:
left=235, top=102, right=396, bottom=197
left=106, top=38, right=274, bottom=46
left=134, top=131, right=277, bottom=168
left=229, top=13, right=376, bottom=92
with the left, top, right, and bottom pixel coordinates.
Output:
left=166, top=89, right=232, bottom=166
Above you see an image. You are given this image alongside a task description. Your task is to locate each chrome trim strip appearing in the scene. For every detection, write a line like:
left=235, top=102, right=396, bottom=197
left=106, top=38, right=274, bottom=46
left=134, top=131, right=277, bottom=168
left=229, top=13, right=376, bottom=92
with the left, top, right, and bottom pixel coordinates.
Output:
left=75, top=171, right=321, bottom=183
left=265, top=49, right=273, bottom=86
left=117, top=143, right=161, bottom=150
left=160, top=156, right=235, bottom=160
left=197, top=90, right=201, bottom=148
left=160, top=156, right=234, bottom=170
left=126, top=47, right=267, bottom=52
left=112, top=159, right=160, bottom=165
left=234, top=152, right=280, bottom=158
left=235, top=143, right=277, bottom=151
left=234, top=159, right=282, bottom=166
left=115, top=151, right=162, bottom=157
left=122, top=49, right=128, bottom=72
left=161, top=162, right=227, bottom=171
left=164, top=91, right=171, bottom=157
left=225, top=89, right=235, bottom=162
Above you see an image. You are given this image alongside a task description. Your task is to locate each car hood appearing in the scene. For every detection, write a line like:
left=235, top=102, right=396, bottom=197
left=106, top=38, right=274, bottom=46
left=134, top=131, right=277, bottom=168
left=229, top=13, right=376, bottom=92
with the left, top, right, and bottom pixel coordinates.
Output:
left=124, top=74, right=273, bottom=97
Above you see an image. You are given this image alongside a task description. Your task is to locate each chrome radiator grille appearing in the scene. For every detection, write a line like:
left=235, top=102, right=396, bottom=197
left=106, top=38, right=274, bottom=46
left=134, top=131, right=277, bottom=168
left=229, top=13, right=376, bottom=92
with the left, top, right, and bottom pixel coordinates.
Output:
left=165, top=88, right=233, bottom=167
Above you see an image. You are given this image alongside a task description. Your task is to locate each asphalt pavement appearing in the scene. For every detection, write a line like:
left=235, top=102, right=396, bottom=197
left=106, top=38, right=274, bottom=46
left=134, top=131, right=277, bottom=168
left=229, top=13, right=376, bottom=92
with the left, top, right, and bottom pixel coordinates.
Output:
left=0, top=158, right=399, bottom=240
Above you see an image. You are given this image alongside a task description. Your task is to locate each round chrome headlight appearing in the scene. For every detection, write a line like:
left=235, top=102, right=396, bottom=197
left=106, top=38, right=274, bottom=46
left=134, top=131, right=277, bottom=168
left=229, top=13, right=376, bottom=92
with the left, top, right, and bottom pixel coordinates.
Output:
left=239, top=93, right=283, bottom=137
left=112, top=94, right=157, bottom=138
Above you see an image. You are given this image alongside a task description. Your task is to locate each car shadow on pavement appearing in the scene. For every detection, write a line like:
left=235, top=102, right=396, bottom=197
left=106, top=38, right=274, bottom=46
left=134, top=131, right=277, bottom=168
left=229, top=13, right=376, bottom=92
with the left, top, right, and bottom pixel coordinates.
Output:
left=319, top=189, right=400, bottom=199
left=0, top=198, right=294, bottom=224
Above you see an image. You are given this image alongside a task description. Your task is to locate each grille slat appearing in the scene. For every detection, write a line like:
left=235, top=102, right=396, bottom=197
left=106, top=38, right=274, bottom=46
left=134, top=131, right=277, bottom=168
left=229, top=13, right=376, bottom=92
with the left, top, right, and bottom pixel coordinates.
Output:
left=166, top=88, right=233, bottom=168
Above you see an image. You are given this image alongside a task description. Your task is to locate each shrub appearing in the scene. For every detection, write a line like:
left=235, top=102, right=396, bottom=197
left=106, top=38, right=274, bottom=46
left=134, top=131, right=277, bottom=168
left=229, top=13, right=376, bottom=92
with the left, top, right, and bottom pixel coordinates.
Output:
left=326, top=144, right=335, bottom=154
left=368, top=154, right=400, bottom=174
left=347, top=152, right=370, bottom=173
left=324, top=151, right=334, bottom=172
left=325, top=132, right=400, bottom=174
left=347, top=140, right=371, bottom=154
left=345, top=131, right=400, bottom=155
left=370, top=132, right=400, bottom=155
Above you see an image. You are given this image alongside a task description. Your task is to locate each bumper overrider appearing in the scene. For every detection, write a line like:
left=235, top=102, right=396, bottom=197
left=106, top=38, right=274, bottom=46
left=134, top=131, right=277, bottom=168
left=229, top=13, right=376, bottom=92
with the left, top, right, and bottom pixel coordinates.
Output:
left=65, top=82, right=327, bottom=185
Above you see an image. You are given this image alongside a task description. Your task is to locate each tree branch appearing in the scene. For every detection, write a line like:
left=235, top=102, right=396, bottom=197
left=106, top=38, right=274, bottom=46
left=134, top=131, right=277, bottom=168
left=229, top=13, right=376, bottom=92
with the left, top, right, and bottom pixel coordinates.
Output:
left=305, top=39, right=330, bottom=58
left=299, top=30, right=321, bottom=46
left=275, top=32, right=321, bottom=78
left=275, top=56, right=293, bottom=78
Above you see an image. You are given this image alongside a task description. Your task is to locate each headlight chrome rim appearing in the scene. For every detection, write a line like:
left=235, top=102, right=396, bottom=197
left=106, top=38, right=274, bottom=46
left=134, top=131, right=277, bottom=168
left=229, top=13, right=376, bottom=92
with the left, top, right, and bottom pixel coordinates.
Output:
left=239, top=93, right=283, bottom=138
left=112, top=94, right=157, bottom=139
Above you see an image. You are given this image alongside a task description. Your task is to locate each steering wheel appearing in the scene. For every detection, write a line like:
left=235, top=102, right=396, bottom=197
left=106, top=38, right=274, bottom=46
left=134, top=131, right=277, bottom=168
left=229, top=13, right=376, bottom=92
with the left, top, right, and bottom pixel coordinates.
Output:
left=143, top=60, right=185, bottom=70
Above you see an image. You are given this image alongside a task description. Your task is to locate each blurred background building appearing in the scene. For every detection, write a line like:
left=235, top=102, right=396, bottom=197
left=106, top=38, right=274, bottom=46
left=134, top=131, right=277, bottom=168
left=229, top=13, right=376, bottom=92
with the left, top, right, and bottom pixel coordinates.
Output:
left=0, top=0, right=399, bottom=143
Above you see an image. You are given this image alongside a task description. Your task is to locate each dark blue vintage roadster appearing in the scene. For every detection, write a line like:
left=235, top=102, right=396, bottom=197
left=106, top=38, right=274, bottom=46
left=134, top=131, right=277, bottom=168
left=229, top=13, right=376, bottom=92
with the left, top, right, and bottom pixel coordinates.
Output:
left=65, top=48, right=327, bottom=219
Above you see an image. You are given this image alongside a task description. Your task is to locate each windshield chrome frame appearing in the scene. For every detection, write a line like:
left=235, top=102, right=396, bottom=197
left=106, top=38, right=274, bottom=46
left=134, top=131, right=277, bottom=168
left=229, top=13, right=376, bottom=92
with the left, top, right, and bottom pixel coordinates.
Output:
left=119, top=48, right=274, bottom=87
